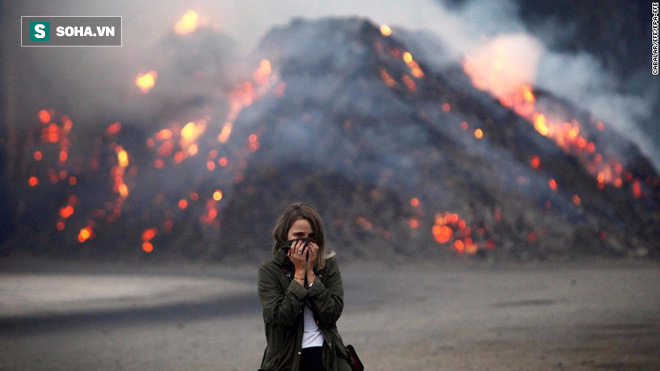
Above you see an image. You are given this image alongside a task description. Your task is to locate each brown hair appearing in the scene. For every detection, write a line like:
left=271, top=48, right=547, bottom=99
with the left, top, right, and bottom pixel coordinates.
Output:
left=272, top=202, right=335, bottom=269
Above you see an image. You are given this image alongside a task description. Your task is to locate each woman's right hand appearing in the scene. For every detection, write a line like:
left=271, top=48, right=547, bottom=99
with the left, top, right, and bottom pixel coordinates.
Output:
left=287, top=239, right=308, bottom=281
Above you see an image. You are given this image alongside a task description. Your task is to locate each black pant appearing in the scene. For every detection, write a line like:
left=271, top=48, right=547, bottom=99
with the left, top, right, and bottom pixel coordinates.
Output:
left=300, top=346, right=323, bottom=371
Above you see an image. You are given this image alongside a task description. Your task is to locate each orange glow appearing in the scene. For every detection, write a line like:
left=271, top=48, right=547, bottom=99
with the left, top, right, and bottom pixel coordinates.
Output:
left=57, top=221, right=65, bottom=231
left=34, top=151, right=43, bottom=161
left=106, top=122, right=122, bottom=135
left=142, top=242, right=154, bottom=253
left=402, top=52, right=424, bottom=78
left=78, top=226, right=93, bottom=243
left=254, top=60, right=272, bottom=84
left=633, top=180, right=642, bottom=198
left=410, top=198, right=420, bottom=207
left=463, top=44, right=627, bottom=187
left=402, top=75, right=416, bottom=92
left=190, top=192, right=199, bottom=201
left=174, top=10, right=199, bottom=35
left=432, top=225, right=453, bottom=244
left=59, top=151, right=68, bottom=163
left=218, top=122, right=233, bottom=143
left=408, top=218, right=420, bottom=229
left=136, top=71, right=157, bottom=93
left=380, top=24, right=392, bottom=36
left=460, top=121, right=469, bottom=130
left=28, top=176, right=39, bottom=187
left=379, top=67, right=397, bottom=87
left=142, top=228, right=157, bottom=241
left=549, top=179, right=558, bottom=190
left=39, top=110, right=51, bottom=124
left=218, top=157, right=228, bottom=167
left=213, top=190, right=223, bottom=201
left=533, top=114, right=549, bottom=136
left=116, top=146, right=129, bottom=168
left=118, top=184, right=129, bottom=198
left=572, top=195, right=581, bottom=205
left=248, top=133, right=260, bottom=152
left=60, top=206, right=74, bottom=219
left=178, top=199, right=188, bottom=209
left=454, top=240, right=465, bottom=254
left=154, top=159, right=164, bottom=169
left=68, top=176, right=77, bottom=186
left=474, top=129, right=483, bottom=139
left=530, top=156, right=540, bottom=169
left=156, top=129, right=173, bottom=140
left=207, top=161, right=216, bottom=171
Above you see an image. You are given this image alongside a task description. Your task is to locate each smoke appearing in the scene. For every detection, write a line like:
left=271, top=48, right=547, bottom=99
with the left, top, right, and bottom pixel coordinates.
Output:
left=5, top=0, right=657, bottom=167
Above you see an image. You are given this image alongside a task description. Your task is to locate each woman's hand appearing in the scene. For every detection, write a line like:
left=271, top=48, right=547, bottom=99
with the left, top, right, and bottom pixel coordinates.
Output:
left=305, top=242, right=319, bottom=283
left=287, top=239, right=308, bottom=285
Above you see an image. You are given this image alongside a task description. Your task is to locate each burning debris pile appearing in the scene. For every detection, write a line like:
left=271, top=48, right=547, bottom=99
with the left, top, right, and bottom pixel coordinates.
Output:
left=2, top=15, right=658, bottom=261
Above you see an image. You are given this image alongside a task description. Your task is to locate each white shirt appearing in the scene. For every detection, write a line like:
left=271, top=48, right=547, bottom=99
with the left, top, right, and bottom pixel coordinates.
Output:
left=301, top=305, right=324, bottom=348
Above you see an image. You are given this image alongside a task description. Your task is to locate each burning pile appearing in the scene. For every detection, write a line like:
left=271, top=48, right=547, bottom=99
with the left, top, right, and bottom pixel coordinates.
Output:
left=2, top=15, right=658, bottom=261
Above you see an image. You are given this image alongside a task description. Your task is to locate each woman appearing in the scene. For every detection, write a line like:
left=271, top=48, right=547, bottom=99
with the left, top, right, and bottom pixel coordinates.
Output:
left=258, top=203, right=353, bottom=371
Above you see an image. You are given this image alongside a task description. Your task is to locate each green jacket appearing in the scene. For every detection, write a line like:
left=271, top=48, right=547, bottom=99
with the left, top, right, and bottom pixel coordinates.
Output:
left=257, top=248, right=353, bottom=371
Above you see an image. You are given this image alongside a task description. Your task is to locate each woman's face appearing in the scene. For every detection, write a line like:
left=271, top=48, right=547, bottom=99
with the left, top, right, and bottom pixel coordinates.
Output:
left=287, top=218, right=315, bottom=241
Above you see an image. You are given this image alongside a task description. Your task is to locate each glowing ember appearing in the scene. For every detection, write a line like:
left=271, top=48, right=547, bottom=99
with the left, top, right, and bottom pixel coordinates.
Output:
left=213, top=190, right=223, bottom=201
left=39, top=109, right=51, bottom=124
left=174, top=10, right=200, bottom=35
left=380, top=24, right=392, bottom=36
left=410, top=198, right=420, bottom=207
left=78, top=225, right=93, bottom=243
left=530, top=156, right=541, bottom=169
left=402, top=52, right=424, bottom=79
left=106, top=122, right=122, bottom=135
left=431, top=212, right=485, bottom=255
left=136, top=71, right=157, bottom=93
left=474, top=129, right=483, bottom=139
left=28, top=176, right=39, bottom=187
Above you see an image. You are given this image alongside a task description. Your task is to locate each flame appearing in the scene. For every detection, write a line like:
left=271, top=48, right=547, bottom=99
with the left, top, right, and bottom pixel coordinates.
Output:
left=431, top=212, right=488, bottom=255
left=39, top=109, right=51, bottom=124
left=106, top=122, right=121, bottom=135
left=174, top=10, right=200, bottom=35
left=380, top=24, right=392, bottom=36
left=402, top=52, right=424, bottom=79
left=463, top=37, right=628, bottom=187
left=136, top=71, right=157, bottom=93
left=78, top=225, right=93, bottom=243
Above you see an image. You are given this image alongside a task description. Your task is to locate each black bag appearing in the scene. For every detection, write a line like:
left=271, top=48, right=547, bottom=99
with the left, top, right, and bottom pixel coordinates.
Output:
left=346, top=344, right=364, bottom=371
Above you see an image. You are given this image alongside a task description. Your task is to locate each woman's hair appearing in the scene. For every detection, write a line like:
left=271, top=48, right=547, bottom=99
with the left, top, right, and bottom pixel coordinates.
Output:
left=272, top=202, right=335, bottom=269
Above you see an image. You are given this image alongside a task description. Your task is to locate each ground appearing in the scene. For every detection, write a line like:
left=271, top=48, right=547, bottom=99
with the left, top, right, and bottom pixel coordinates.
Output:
left=1, top=258, right=659, bottom=370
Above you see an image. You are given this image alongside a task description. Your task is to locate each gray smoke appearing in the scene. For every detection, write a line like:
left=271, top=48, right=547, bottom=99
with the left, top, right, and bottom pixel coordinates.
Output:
left=5, top=0, right=657, bottom=167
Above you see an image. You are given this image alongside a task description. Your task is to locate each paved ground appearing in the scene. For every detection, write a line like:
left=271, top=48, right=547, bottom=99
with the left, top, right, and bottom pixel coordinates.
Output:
left=1, top=259, right=659, bottom=370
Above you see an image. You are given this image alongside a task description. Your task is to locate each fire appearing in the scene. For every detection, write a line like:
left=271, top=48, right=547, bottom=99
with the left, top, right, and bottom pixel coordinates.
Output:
left=39, top=109, right=51, bottom=124
left=402, top=52, right=424, bottom=79
left=136, top=71, right=157, bottom=93
left=463, top=37, right=628, bottom=187
left=380, top=24, right=392, bottom=36
left=78, top=225, right=93, bottom=243
left=174, top=10, right=200, bottom=35
left=431, top=212, right=486, bottom=255
left=106, top=122, right=121, bottom=135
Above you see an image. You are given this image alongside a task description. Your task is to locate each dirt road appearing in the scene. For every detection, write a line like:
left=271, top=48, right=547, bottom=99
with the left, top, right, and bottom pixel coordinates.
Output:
left=1, top=259, right=659, bottom=370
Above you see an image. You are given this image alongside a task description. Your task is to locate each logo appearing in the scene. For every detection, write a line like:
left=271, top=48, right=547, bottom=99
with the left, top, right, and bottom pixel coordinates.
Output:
left=22, top=17, right=121, bottom=47
left=30, top=22, right=50, bottom=41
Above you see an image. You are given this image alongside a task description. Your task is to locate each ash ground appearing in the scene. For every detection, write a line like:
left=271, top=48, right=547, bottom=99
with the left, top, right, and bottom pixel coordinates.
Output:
left=1, top=258, right=659, bottom=370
